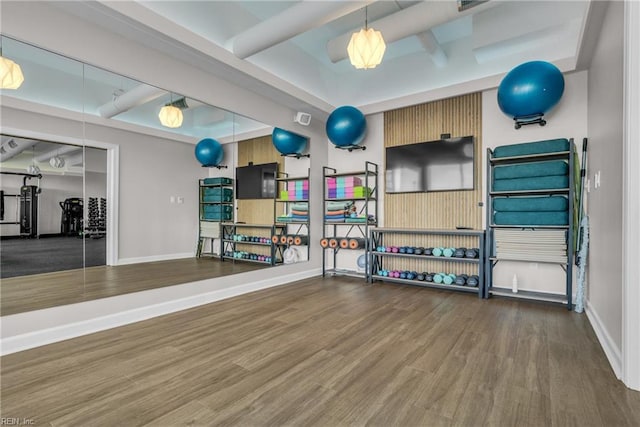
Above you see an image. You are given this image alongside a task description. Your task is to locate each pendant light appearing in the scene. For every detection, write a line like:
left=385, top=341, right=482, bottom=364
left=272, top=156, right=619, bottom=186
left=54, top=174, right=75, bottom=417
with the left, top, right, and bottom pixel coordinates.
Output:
left=0, top=37, right=25, bottom=89
left=347, top=6, right=386, bottom=70
left=158, top=93, right=183, bottom=128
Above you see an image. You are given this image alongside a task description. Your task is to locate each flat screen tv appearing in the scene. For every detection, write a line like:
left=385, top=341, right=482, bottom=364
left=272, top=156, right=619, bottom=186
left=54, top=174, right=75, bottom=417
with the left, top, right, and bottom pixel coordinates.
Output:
left=236, top=162, right=277, bottom=199
left=385, top=136, right=475, bottom=193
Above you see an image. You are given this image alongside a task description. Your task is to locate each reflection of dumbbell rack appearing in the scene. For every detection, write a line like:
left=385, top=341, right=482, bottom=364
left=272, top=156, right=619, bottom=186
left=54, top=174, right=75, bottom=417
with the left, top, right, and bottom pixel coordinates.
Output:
left=85, top=197, right=107, bottom=239
left=368, top=228, right=485, bottom=298
left=220, top=223, right=286, bottom=266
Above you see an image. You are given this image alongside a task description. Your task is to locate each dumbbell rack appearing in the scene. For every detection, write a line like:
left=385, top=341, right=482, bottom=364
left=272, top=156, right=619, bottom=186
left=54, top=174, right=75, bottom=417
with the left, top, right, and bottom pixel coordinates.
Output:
left=220, top=223, right=286, bottom=266
left=368, top=228, right=485, bottom=298
left=85, top=197, right=106, bottom=238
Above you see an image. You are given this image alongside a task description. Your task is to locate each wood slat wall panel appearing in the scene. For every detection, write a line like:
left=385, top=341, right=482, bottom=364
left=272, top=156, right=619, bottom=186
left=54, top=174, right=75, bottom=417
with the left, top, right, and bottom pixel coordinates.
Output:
left=236, top=136, right=284, bottom=224
left=383, top=93, right=483, bottom=230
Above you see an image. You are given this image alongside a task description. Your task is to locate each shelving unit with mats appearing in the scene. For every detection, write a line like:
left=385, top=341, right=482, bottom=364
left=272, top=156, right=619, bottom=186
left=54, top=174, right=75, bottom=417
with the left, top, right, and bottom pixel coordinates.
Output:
left=368, top=228, right=485, bottom=297
left=220, top=223, right=286, bottom=266
left=485, top=138, right=577, bottom=309
left=273, top=170, right=310, bottom=262
left=197, top=177, right=234, bottom=258
left=321, top=161, right=378, bottom=279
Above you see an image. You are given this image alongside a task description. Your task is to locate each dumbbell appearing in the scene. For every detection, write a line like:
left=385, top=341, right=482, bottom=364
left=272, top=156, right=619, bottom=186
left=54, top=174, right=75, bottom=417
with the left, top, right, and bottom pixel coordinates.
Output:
left=424, top=248, right=433, bottom=256
left=432, top=247, right=444, bottom=257
left=433, top=273, right=445, bottom=284
left=391, top=247, right=399, bottom=253
left=399, top=247, right=407, bottom=254
left=406, top=247, right=415, bottom=255
left=414, top=247, right=424, bottom=255
left=454, top=274, right=469, bottom=286
left=465, top=248, right=479, bottom=258
left=416, top=273, right=425, bottom=281
left=425, top=272, right=434, bottom=282
left=454, top=248, right=467, bottom=258
left=443, top=274, right=456, bottom=285
left=400, top=271, right=407, bottom=279
left=443, top=247, right=455, bottom=257
left=467, top=275, right=480, bottom=287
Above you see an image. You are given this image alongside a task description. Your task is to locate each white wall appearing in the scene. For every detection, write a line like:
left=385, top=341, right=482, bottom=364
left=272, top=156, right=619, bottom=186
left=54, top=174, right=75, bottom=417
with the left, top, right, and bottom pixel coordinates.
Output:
left=586, top=1, right=624, bottom=365
left=482, top=70, right=588, bottom=294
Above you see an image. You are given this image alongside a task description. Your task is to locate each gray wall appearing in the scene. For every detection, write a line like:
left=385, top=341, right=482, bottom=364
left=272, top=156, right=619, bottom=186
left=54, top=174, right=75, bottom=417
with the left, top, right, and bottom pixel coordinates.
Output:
left=587, top=1, right=624, bottom=351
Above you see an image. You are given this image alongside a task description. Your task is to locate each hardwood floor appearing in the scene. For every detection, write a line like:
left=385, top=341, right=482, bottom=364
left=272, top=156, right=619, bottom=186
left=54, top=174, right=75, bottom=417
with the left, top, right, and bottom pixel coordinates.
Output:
left=0, top=258, right=266, bottom=316
left=1, top=276, right=638, bottom=426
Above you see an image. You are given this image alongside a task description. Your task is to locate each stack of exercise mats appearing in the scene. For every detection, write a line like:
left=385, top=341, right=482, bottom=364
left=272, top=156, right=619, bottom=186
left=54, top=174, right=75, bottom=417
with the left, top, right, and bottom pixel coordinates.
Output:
left=202, top=203, right=233, bottom=221
left=494, top=229, right=568, bottom=264
left=325, top=200, right=353, bottom=222
left=324, top=200, right=374, bottom=224
left=491, top=138, right=573, bottom=228
left=276, top=202, right=308, bottom=223
left=488, top=137, right=578, bottom=277
left=280, top=179, right=309, bottom=200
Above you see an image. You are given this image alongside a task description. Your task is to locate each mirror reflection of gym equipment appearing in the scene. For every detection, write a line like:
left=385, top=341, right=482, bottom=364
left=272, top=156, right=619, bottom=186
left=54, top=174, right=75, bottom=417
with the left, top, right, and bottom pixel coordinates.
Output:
left=0, top=136, right=107, bottom=278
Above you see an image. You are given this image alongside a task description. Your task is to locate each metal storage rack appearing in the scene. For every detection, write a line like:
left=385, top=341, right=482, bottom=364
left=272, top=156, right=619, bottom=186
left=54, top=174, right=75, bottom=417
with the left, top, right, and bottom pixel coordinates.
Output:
left=369, top=228, right=485, bottom=297
left=197, top=178, right=234, bottom=258
left=485, top=142, right=575, bottom=309
left=273, top=170, right=310, bottom=261
left=322, top=161, right=378, bottom=278
left=220, top=223, right=286, bottom=266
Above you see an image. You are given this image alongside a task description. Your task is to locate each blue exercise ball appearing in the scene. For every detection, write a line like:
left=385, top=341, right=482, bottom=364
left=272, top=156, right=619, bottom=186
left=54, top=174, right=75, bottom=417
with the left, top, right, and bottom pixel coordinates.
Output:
left=497, top=61, right=565, bottom=118
left=195, top=138, right=224, bottom=167
left=272, top=127, right=308, bottom=155
left=326, top=106, right=367, bottom=147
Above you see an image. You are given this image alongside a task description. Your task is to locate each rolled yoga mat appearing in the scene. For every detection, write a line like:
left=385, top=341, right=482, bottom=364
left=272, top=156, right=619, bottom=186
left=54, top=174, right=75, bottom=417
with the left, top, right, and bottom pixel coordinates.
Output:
left=320, top=238, right=329, bottom=248
left=349, top=238, right=366, bottom=249
left=287, top=235, right=295, bottom=245
left=293, top=235, right=308, bottom=245
left=328, top=238, right=339, bottom=248
left=272, top=235, right=280, bottom=244
left=339, top=238, right=349, bottom=249
left=280, top=235, right=288, bottom=245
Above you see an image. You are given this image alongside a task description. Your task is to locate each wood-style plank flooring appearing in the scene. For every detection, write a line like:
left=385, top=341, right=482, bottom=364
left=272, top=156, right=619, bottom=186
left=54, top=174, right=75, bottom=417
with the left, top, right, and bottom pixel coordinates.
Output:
left=0, top=258, right=265, bottom=316
left=1, top=276, right=639, bottom=426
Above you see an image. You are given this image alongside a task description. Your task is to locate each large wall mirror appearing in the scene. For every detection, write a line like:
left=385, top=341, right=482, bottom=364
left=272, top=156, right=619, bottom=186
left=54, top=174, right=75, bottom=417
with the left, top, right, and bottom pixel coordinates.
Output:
left=0, top=35, right=311, bottom=316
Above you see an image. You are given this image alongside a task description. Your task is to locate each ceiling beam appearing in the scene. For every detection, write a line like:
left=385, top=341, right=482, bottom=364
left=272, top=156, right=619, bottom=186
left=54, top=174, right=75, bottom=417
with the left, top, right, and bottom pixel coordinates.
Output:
left=326, top=0, right=497, bottom=63
left=230, top=0, right=374, bottom=59
left=97, top=83, right=165, bottom=118
left=0, top=138, right=37, bottom=163
left=34, top=144, right=82, bottom=163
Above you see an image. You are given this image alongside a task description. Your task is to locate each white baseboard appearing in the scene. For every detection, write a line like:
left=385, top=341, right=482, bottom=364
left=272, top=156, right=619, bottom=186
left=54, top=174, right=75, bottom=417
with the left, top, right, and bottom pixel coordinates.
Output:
left=585, top=300, right=622, bottom=379
left=116, top=252, right=194, bottom=265
left=0, top=268, right=322, bottom=356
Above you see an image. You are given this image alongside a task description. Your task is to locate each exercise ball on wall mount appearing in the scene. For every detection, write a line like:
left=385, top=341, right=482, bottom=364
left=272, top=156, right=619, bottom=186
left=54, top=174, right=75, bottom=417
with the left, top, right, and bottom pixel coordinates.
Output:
left=326, top=105, right=367, bottom=150
left=272, top=127, right=308, bottom=155
left=497, top=61, right=565, bottom=129
left=195, top=138, right=224, bottom=167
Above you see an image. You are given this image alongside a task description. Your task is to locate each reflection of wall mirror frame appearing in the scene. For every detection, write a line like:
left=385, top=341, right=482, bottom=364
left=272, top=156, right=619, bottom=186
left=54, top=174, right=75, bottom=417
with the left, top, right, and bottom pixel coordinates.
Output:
left=0, top=34, right=311, bottom=316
